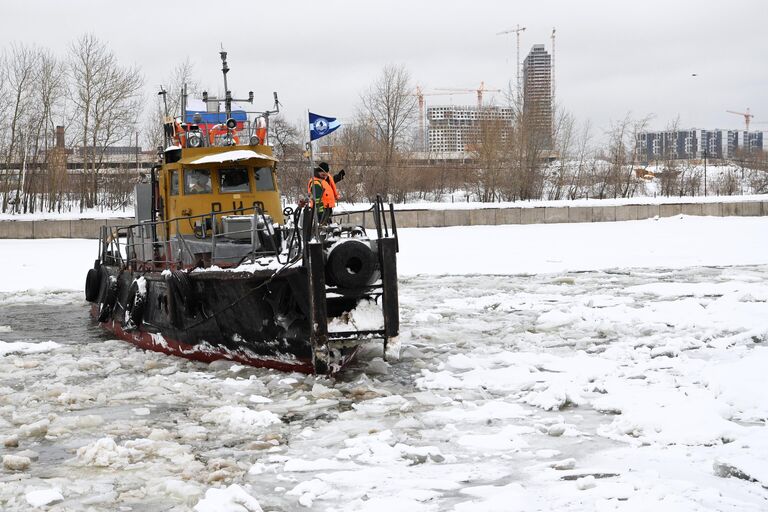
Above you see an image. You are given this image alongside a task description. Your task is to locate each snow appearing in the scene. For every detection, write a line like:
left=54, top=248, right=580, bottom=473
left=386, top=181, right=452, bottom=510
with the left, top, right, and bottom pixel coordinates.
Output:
left=0, top=215, right=767, bottom=510
left=0, top=340, right=59, bottom=356
left=328, top=298, right=385, bottom=332
left=0, top=206, right=133, bottom=221
left=0, top=238, right=98, bottom=294
left=189, top=150, right=276, bottom=165
left=396, top=216, right=768, bottom=275
left=25, top=488, right=63, bottom=507
left=200, top=406, right=282, bottom=431
left=193, top=484, right=263, bottom=512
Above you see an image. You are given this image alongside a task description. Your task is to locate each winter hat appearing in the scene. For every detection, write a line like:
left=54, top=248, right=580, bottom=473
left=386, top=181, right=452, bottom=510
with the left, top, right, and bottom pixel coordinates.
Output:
left=318, top=162, right=330, bottom=173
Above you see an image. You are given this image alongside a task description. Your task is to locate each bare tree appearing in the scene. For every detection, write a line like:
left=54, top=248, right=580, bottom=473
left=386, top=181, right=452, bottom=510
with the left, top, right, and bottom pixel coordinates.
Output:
left=567, top=120, right=593, bottom=199
left=599, top=113, right=651, bottom=199
left=68, top=34, right=143, bottom=210
left=25, top=49, right=67, bottom=213
left=270, top=115, right=308, bottom=201
left=328, top=120, right=367, bottom=204
left=658, top=117, right=680, bottom=197
left=547, top=110, right=576, bottom=200
left=358, top=64, right=418, bottom=199
left=469, top=117, right=509, bottom=202
left=145, top=58, right=200, bottom=150
left=503, top=107, right=548, bottom=201
left=1, top=44, right=40, bottom=213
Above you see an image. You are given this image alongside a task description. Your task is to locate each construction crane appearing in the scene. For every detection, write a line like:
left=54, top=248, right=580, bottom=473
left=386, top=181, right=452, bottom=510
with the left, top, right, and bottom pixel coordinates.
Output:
left=434, top=82, right=503, bottom=109
left=497, top=25, right=526, bottom=104
left=413, top=86, right=472, bottom=151
left=551, top=27, right=556, bottom=111
left=726, top=108, right=754, bottom=131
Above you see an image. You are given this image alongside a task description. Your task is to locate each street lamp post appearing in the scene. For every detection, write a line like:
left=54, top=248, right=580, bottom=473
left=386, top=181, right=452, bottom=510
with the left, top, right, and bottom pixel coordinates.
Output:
left=703, top=144, right=707, bottom=196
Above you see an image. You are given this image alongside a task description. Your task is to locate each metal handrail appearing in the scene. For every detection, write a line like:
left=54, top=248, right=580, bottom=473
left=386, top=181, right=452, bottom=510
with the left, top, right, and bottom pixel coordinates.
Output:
left=101, top=205, right=286, bottom=271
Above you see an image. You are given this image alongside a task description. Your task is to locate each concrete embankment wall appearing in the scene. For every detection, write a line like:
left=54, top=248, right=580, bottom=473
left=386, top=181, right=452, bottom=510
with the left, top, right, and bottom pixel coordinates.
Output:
left=1, top=200, right=766, bottom=239
left=338, top=200, right=768, bottom=230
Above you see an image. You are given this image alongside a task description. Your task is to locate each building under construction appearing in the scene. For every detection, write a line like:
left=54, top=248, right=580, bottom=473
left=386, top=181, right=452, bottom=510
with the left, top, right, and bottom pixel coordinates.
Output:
left=424, top=36, right=555, bottom=156
left=522, top=44, right=553, bottom=147
left=426, top=105, right=514, bottom=154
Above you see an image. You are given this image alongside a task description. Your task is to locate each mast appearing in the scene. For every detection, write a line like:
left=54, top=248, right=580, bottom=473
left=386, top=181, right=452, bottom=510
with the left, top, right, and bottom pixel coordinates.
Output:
left=220, top=51, right=231, bottom=119
left=551, top=28, right=556, bottom=112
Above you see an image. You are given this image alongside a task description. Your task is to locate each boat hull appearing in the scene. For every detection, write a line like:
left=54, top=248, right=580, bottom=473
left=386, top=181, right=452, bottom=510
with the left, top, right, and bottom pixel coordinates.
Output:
left=88, top=264, right=364, bottom=374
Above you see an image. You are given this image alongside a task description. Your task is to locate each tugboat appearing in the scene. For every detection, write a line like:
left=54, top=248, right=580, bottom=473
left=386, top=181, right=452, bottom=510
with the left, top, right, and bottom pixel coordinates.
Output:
left=84, top=52, right=399, bottom=375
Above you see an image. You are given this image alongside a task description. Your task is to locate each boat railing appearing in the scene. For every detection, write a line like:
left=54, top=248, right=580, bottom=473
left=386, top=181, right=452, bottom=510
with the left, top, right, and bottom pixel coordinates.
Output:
left=175, top=121, right=265, bottom=149
left=329, top=195, right=399, bottom=252
left=99, top=205, right=282, bottom=271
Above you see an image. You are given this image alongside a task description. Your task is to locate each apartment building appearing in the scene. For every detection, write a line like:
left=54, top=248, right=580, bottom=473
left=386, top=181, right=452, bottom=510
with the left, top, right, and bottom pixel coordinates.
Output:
left=426, top=105, right=514, bottom=153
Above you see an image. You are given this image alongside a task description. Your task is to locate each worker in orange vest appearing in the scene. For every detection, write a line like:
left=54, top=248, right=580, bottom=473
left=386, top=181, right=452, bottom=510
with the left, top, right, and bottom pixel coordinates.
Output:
left=307, top=162, right=345, bottom=224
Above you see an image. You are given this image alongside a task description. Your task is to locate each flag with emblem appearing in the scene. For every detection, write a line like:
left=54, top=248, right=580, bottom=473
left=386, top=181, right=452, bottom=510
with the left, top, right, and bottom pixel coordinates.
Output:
left=309, top=112, right=341, bottom=141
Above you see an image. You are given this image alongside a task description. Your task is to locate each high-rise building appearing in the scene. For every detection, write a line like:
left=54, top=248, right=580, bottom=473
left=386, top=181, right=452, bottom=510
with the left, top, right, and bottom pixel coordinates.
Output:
left=426, top=105, right=514, bottom=154
left=522, top=44, right=553, bottom=147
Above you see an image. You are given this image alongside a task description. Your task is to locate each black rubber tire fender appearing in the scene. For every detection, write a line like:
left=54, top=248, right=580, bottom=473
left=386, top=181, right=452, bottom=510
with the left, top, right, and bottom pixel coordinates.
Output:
left=326, top=240, right=378, bottom=289
left=85, top=268, right=100, bottom=302
left=97, top=271, right=118, bottom=323
left=166, top=270, right=198, bottom=317
left=124, top=279, right=146, bottom=329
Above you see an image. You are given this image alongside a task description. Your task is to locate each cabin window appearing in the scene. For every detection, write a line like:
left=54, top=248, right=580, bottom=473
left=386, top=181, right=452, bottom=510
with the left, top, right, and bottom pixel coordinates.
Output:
left=169, top=170, right=179, bottom=195
left=219, top=167, right=251, bottom=193
left=184, top=168, right=212, bottom=195
left=254, top=166, right=275, bottom=191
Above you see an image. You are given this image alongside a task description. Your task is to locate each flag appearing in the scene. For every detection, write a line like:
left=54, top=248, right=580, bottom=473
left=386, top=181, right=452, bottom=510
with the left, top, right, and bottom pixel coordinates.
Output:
left=309, top=112, right=341, bottom=141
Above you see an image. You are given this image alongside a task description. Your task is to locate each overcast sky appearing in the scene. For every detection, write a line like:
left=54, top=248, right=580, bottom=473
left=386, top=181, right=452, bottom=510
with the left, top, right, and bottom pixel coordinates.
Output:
left=4, top=0, right=767, bottom=137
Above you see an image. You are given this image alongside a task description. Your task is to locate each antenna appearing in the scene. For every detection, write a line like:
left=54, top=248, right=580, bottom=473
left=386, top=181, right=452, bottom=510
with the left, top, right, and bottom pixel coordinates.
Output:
left=497, top=25, right=527, bottom=107
left=158, top=86, right=169, bottom=148
left=158, top=86, right=168, bottom=118
left=551, top=27, right=556, bottom=116
left=205, top=51, right=279, bottom=144
left=220, top=50, right=231, bottom=119
left=181, top=83, right=188, bottom=124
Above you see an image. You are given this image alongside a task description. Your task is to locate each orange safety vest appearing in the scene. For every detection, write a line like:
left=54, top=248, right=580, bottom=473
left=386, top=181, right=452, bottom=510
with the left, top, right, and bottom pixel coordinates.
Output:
left=308, top=177, right=336, bottom=208
left=327, top=175, right=340, bottom=203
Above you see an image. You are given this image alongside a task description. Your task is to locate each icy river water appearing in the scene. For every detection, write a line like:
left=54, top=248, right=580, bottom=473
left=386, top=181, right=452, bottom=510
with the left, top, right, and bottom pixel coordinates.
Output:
left=1, top=266, right=768, bottom=511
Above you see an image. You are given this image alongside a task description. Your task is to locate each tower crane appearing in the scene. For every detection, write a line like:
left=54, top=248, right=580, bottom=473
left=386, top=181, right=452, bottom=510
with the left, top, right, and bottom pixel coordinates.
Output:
left=497, top=25, right=526, bottom=104
left=434, top=82, right=503, bottom=108
left=413, top=86, right=473, bottom=151
left=726, top=108, right=754, bottom=131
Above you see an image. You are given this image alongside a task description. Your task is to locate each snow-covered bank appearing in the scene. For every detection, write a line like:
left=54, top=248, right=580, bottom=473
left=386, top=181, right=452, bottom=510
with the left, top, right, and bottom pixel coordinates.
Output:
left=0, top=207, right=133, bottom=221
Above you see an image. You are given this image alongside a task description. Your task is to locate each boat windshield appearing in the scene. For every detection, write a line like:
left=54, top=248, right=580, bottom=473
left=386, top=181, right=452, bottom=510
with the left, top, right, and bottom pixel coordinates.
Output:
left=219, top=168, right=250, bottom=193
left=255, top=166, right=275, bottom=191
left=184, top=168, right=212, bottom=194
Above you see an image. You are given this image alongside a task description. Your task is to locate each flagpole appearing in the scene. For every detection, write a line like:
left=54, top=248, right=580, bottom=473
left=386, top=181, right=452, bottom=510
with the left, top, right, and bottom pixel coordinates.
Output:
left=305, top=111, right=340, bottom=238
left=306, top=109, right=318, bottom=239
